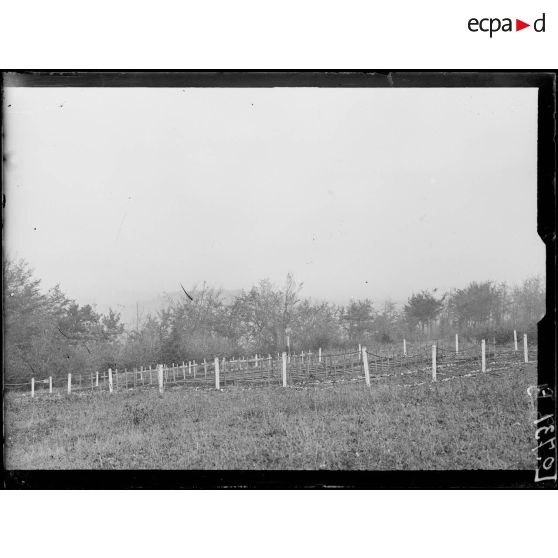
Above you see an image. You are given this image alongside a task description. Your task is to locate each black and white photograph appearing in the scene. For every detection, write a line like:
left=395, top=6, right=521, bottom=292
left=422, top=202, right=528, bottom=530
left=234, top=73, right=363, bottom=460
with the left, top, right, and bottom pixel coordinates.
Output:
left=2, top=72, right=556, bottom=487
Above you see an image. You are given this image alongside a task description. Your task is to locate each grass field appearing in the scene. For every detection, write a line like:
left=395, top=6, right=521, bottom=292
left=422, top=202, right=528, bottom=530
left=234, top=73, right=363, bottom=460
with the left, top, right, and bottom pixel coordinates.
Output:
left=4, top=358, right=537, bottom=470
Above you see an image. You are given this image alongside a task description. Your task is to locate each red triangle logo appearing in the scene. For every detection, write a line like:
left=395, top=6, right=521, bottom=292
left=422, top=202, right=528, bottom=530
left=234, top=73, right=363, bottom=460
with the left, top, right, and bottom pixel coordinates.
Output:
left=516, top=19, right=530, bottom=31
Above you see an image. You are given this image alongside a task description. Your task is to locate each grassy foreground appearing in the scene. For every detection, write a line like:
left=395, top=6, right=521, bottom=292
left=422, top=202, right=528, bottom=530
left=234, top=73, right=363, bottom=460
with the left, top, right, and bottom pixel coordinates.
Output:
left=4, top=363, right=537, bottom=470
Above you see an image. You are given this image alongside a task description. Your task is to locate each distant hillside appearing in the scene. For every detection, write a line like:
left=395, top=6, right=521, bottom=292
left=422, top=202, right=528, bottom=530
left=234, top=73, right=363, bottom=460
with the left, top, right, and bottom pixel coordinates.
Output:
left=93, top=289, right=401, bottom=329
left=104, top=288, right=244, bottom=328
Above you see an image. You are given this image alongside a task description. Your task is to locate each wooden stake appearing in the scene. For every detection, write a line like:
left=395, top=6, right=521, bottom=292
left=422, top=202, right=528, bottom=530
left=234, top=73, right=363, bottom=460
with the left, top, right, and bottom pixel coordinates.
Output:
left=49, top=376, right=52, bottom=394
left=158, top=364, right=164, bottom=394
left=432, top=345, right=437, bottom=381
left=481, top=340, right=486, bottom=373
left=182, top=361, right=186, bottom=380
left=67, top=373, right=72, bottom=394
left=282, top=352, right=287, bottom=387
left=362, top=347, right=370, bottom=387
left=514, top=330, right=518, bottom=351
left=524, top=334, right=528, bottom=363
left=455, top=333, right=459, bottom=354
left=403, top=339, right=407, bottom=356
left=319, top=347, right=322, bottom=363
left=193, top=361, right=197, bottom=378
left=108, top=368, right=113, bottom=393
left=214, top=357, right=220, bottom=390
left=95, top=371, right=99, bottom=387
left=31, top=378, right=35, bottom=398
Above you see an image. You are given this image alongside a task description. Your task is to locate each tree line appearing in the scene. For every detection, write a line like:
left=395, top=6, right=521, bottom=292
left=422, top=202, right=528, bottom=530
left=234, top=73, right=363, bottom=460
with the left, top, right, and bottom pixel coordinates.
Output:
left=4, top=257, right=544, bottom=382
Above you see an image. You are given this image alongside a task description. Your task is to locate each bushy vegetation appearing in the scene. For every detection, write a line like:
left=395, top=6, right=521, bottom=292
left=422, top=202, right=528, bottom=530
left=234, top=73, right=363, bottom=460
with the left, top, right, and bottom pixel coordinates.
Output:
left=4, top=256, right=544, bottom=383
left=4, top=259, right=124, bottom=384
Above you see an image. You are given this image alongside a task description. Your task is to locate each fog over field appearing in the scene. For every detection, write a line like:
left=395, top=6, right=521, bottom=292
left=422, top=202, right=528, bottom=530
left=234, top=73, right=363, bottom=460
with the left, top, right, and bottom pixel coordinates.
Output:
left=4, top=87, right=543, bottom=317
left=3, top=79, right=548, bottom=480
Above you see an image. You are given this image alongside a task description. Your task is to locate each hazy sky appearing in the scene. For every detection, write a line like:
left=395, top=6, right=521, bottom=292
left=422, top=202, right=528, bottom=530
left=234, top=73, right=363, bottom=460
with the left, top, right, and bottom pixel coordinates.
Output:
left=4, top=86, right=543, bottom=311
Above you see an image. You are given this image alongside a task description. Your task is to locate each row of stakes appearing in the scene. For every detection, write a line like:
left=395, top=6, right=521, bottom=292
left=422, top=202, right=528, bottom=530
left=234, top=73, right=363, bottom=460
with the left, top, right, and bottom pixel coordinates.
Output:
left=365, top=332, right=530, bottom=386
left=29, top=331, right=531, bottom=397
